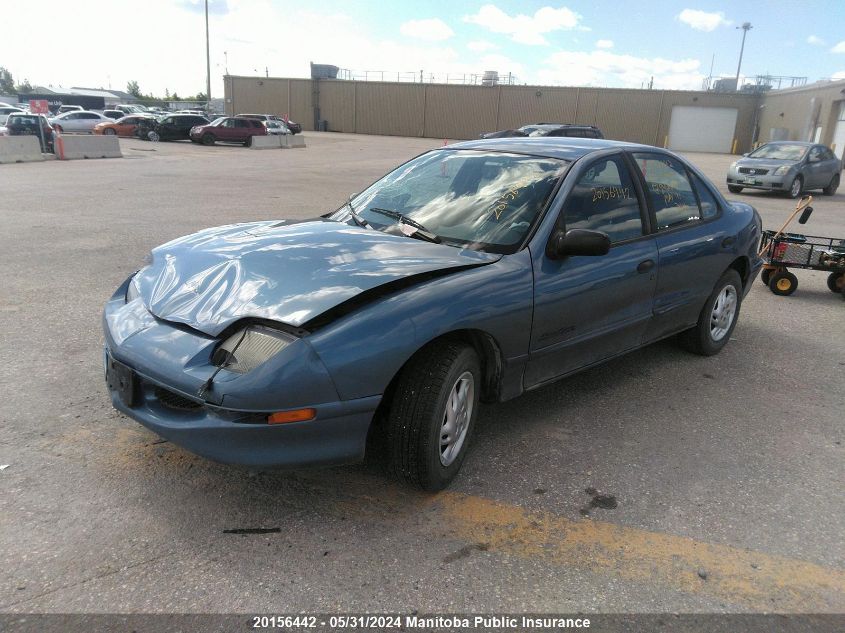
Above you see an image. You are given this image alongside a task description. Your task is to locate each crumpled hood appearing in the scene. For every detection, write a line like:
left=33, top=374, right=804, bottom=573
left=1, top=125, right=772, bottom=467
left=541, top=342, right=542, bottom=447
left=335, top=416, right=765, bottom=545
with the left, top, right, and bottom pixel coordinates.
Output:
left=134, top=220, right=500, bottom=336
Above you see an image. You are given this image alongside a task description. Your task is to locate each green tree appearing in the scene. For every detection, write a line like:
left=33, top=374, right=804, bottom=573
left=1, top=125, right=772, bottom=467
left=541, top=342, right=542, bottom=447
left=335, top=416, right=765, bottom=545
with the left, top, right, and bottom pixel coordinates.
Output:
left=126, top=80, right=141, bottom=98
left=0, top=67, right=14, bottom=94
left=15, top=79, right=33, bottom=93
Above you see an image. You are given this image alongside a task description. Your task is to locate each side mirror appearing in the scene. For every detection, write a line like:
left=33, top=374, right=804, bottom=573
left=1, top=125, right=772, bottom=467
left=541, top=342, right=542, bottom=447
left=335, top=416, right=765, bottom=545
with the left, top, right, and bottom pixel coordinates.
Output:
left=742, top=152, right=749, bottom=157
left=546, top=228, right=611, bottom=260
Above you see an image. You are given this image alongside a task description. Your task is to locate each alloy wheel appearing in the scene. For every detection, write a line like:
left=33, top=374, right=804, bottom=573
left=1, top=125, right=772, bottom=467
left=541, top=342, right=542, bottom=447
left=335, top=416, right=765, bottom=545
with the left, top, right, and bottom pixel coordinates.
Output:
left=710, top=285, right=738, bottom=341
left=439, top=371, right=474, bottom=467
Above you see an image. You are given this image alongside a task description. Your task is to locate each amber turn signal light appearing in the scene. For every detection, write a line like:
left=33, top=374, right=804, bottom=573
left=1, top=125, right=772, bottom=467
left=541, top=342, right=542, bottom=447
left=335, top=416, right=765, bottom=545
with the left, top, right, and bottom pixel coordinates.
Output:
left=267, top=408, right=316, bottom=424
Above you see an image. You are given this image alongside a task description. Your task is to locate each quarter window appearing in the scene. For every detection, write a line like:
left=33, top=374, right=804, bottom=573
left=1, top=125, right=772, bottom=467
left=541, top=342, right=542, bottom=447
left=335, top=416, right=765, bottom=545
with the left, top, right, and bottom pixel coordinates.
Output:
left=691, top=174, right=719, bottom=219
left=632, top=153, right=701, bottom=231
left=563, top=156, right=644, bottom=243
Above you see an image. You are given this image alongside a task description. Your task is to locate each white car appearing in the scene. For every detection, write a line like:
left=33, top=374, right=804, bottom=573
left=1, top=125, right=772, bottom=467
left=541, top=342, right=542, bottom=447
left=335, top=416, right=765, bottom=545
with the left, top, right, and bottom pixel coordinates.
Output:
left=264, top=120, right=291, bottom=135
left=0, top=106, right=24, bottom=125
left=49, top=110, right=112, bottom=134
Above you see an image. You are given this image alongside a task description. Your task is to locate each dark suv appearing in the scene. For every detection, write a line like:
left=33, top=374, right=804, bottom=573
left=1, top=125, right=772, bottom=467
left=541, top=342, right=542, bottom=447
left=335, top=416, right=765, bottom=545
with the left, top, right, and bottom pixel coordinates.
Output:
left=482, top=123, right=604, bottom=139
left=136, top=114, right=209, bottom=141
left=3, top=113, right=54, bottom=151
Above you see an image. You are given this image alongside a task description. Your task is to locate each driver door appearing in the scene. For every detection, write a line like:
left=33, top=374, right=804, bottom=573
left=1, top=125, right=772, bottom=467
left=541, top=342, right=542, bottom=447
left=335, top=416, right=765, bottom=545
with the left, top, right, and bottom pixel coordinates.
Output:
left=525, top=153, right=658, bottom=387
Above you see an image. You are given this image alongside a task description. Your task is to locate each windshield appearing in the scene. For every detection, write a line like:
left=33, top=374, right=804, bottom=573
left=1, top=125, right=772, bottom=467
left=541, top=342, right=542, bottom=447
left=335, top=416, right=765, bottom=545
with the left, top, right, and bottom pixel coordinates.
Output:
left=331, top=149, right=568, bottom=254
left=748, top=144, right=808, bottom=161
left=210, top=117, right=226, bottom=126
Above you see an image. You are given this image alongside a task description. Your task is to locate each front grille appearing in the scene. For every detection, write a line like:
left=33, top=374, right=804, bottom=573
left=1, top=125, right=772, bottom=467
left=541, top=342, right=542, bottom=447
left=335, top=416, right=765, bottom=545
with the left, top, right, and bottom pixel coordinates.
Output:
left=739, top=167, right=769, bottom=175
left=154, top=386, right=202, bottom=410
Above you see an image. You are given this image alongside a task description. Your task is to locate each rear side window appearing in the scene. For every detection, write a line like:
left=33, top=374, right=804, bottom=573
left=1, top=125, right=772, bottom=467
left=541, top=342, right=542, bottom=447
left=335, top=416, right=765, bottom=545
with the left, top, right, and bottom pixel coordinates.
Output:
left=563, top=155, right=644, bottom=243
left=632, top=153, right=701, bottom=231
left=234, top=119, right=250, bottom=128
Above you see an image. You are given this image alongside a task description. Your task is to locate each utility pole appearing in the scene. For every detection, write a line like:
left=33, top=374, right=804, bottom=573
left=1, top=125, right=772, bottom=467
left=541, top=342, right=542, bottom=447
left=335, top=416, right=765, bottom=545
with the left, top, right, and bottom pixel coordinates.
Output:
left=735, top=22, right=752, bottom=91
left=205, top=0, right=211, bottom=110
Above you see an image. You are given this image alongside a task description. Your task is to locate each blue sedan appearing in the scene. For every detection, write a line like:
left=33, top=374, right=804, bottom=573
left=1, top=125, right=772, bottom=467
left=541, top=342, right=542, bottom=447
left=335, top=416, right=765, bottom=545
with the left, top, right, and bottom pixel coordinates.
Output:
left=103, top=138, right=763, bottom=490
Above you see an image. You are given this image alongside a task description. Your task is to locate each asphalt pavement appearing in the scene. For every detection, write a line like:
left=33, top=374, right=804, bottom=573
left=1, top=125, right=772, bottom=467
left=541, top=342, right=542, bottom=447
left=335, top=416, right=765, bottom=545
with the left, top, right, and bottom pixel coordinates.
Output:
left=0, top=133, right=843, bottom=617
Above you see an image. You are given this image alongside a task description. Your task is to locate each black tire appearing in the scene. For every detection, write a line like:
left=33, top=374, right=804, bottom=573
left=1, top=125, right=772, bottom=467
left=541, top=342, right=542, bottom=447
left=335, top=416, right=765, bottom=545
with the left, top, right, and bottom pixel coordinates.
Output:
left=244, top=136, right=253, bottom=147
left=728, top=185, right=743, bottom=194
left=201, top=133, right=215, bottom=146
left=104, top=128, right=116, bottom=135
left=787, top=176, right=803, bottom=199
left=386, top=341, right=480, bottom=491
left=769, top=270, right=798, bottom=296
left=823, top=174, right=840, bottom=196
left=760, top=269, right=772, bottom=286
left=678, top=269, right=742, bottom=356
left=826, top=272, right=845, bottom=293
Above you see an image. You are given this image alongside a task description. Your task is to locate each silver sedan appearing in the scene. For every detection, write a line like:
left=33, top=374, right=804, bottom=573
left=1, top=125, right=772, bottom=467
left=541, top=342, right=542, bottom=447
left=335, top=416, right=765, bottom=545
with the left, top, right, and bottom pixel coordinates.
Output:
left=726, top=141, right=841, bottom=198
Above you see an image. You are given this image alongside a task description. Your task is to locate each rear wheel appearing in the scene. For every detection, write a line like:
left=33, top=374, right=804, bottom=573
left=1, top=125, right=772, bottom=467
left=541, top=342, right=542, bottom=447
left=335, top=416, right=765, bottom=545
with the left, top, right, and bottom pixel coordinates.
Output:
left=826, top=272, right=845, bottom=293
left=678, top=269, right=742, bottom=356
left=769, top=270, right=798, bottom=296
left=788, top=176, right=803, bottom=199
left=244, top=135, right=252, bottom=147
left=760, top=268, right=772, bottom=285
left=823, top=174, right=840, bottom=196
left=728, top=184, right=743, bottom=194
left=201, top=133, right=215, bottom=146
left=387, top=341, right=480, bottom=491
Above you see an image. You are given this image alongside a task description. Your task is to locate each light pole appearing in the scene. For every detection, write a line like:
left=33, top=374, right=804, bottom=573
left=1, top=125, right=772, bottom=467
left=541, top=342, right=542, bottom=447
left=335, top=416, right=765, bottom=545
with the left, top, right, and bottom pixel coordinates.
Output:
left=205, top=0, right=211, bottom=111
left=735, top=22, right=752, bottom=91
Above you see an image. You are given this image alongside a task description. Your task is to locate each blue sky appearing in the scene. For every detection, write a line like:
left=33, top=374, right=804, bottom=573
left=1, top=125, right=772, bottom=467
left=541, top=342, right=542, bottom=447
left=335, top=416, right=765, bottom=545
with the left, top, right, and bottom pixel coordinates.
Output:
left=2, top=1, right=844, bottom=97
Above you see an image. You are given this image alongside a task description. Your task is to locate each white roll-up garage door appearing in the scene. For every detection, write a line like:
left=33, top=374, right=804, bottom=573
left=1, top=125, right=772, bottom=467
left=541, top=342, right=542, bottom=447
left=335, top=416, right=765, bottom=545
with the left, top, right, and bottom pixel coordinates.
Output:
left=667, top=106, right=739, bottom=153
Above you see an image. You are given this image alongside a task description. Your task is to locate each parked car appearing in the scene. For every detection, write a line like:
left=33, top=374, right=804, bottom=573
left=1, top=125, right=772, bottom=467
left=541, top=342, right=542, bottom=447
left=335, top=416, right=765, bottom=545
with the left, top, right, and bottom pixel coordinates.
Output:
left=0, top=106, right=24, bottom=125
left=189, top=116, right=268, bottom=146
left=239, top=113, right=301, bottom=134
left=103, top=109, right=124, bottom=120
left=113, top=104, right=146, bottom=115
left=135, top=114, right=209, bottom=141
left=57, top=104, right=83, bottom=114
left=727, top=141, right=841, bottom=198
left=2, top=113, right=53, bottom=151
left=264, top=120, right=291, bottom=135
left=482, top=123, right=604, bottom=139
left=94, top=114, right=155, bottom=137
left=50, top=110, right=112, bottom=134
left=103, top=137, right=763, bottom=490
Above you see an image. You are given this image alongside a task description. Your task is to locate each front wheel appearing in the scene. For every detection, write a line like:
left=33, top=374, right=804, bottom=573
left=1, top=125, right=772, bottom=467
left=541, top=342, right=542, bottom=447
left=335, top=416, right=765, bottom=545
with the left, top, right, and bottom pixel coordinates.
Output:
left=760, top=268, right=772, bottom=286
left=769, top=270, right=798, bottom=296
left=387, top=341, right=480, bottom=491
left=678, top=269, right=742, bottom=356
left=826, top=272, right=845, bottom=293
left=788, top=176, right=803, bottom=199
left=147, top=130, right=160, bottom=142
left=201, top=133, right=215, bottom=146
left=823, top=174, right=840, bottom=196
left=728, top=184, right=743, bottom=194
left=104, top=128, right=116, bottom=135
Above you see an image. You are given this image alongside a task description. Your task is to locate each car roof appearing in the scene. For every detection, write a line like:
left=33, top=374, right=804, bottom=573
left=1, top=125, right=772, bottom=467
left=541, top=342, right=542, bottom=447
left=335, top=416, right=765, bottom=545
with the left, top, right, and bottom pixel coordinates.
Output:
left=760, top=141, right=814, bottom=147
left=447, top=137, right=658, bottom=161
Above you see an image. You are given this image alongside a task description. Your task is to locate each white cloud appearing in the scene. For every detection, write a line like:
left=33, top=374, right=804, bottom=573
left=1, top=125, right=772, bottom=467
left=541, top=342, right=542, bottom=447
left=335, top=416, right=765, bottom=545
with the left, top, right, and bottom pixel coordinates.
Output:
left=595, top=39, right=614, bottom=49
left=399, top=18, right=454, bottom=42
left=832, top=41, right=845, bottom=53
left=807, top=35, right=825, bottom=46
left=467, top=40, right=498, bottom=52
left=832, top=71, right=845, bottom=80
left=534, top=50, right=703, bottom=90
left=463, top=4, right=583, bottom=46
left=677, top=9, right=731, bottom=32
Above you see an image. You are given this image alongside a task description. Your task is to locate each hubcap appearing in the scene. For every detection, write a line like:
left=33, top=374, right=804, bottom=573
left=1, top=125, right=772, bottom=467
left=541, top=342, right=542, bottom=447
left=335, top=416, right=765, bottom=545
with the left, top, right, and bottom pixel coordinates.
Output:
left=710, top=285, right=738, bottom=341
left=776, top=278, right=791, bottom=291
left=791, top=179, right=801, bottom=197
left=439, top=371, right=474, bottom=467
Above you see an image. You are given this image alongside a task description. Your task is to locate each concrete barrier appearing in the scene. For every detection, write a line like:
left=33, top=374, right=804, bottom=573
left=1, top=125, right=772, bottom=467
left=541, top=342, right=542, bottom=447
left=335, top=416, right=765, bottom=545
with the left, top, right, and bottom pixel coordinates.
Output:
left=249, top=135, right=283, bottom=149
left=58, top=135, right=122, bottom=160
left=0, top=136, right=45, bottom=164
left=283, top=134, right=306, bottom=149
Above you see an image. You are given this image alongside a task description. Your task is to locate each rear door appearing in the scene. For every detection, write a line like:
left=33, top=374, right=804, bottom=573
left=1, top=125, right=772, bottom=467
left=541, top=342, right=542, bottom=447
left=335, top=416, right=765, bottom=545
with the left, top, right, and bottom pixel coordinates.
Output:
left=629, top=152, right=734, bottom=342
left=525, top=152, right=658, bottom=387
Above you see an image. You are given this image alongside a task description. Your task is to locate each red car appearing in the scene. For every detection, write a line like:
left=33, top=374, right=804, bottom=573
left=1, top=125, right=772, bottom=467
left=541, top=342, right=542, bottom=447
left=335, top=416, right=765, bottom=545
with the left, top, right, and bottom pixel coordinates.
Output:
left=189, top=117, right=267, bottom=146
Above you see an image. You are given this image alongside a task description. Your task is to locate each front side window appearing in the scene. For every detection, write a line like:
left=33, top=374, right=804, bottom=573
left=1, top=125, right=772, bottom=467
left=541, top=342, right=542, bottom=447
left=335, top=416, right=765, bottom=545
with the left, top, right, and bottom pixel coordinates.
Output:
left=562, top=155, right=643, bottom=243
left=332, top=150, right=568, bottom=254
left=632, top=153, right=701, bottom=231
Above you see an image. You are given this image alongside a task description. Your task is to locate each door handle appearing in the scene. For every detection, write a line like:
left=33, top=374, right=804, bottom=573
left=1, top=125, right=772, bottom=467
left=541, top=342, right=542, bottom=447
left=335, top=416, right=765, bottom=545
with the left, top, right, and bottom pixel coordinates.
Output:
left=721, top=236, right=736, bottom=248
left=637, top=259, right=655, bottom=273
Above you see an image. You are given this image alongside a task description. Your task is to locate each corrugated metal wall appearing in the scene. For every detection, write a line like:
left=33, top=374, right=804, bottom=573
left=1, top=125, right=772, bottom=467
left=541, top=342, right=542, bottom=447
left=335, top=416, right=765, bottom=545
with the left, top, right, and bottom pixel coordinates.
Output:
left=225, top=76, right=776, bottom=152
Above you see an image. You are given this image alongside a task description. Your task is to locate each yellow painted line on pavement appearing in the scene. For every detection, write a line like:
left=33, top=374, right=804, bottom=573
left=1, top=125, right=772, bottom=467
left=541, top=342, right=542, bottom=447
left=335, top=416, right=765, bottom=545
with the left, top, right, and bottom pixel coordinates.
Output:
left=434, top=492, right=845, bottom=611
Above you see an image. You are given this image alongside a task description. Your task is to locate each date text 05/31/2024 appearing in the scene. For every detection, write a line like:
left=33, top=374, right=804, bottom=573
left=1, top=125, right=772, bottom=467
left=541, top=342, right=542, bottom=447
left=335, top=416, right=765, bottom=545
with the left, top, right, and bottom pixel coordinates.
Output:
left=251, top=615, right=591, bottom=629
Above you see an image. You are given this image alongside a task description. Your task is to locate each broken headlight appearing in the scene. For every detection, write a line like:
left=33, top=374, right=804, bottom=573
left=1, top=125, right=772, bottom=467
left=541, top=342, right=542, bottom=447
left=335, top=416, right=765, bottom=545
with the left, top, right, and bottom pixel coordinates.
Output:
left=212, top=325, right=295, bottom=374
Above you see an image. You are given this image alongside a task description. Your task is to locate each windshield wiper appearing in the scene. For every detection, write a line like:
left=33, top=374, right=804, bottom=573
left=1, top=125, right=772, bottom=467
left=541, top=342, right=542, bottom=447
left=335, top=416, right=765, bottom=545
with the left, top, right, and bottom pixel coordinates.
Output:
left=345, top=198, right=369, bottom=228
left=368, top=207, right=442, bottom=243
